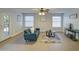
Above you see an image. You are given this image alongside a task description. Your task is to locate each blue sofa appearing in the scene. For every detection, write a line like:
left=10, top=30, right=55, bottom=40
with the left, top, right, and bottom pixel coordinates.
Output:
left=24, top=28, right=40, bottom=42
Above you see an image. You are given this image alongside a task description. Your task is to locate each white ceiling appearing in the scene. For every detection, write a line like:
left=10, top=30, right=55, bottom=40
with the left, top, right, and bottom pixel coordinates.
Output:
left=0, top=8, right=79, bottom=15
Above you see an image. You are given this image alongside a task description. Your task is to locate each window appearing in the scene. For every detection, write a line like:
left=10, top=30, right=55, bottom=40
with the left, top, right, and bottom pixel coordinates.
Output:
left=24, top=16, right=34, bottom=27
left=3, top=16, right=9, bottom=36
left=52, top=16, right=62, bottom=27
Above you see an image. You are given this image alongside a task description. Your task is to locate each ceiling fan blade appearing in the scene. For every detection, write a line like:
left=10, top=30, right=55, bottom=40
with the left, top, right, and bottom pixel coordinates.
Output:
left=32, top=9, right=38, bottom=11
left=32, top=8, right=50, bottom=13
left=32, top=8, right=40, bottom=12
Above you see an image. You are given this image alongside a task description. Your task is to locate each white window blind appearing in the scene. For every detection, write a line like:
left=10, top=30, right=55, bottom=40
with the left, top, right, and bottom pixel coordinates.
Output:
left=24, top=16, right=34, bottom=27
left=52, top=16, right=62, bottom=27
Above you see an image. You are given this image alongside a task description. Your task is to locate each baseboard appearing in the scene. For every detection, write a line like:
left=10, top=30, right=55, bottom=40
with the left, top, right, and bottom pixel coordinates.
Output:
left=0, top=36, right=11, bottom=42
left=0, top=31, right=23, bottom=43
left=10, top=31, right=23, bottom=38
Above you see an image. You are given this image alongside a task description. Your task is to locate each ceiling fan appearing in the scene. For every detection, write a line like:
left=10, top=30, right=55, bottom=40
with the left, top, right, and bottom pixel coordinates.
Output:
left=33, top=8, right=49, bottom=15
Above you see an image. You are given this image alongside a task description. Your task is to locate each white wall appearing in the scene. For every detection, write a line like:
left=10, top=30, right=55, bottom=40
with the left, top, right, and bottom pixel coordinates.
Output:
left=0, top=12, right=23, bottom=42
left=63, top=13, right=79, bottom=30
left=35, top=14, right=52, bottom=32
left=23, top=13, right=64, bottom=32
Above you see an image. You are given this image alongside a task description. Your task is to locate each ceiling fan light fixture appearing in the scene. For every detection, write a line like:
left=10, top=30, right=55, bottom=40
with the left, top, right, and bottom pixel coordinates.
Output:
left=38, top=12, right=45, bottom=15
left=42, top=12, right=45, bottom=15
left=38, top=8, right=49, bottom=15
left=39, top=12, right=42, bottom=15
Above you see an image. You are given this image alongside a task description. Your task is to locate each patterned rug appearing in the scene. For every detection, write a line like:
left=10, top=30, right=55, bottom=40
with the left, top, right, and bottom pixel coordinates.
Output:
left=42, top=33, right=62, bottom=43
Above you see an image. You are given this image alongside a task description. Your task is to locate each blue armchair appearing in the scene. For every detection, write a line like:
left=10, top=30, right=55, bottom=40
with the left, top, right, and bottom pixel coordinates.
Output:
left=24, top=28, right=40, bottom=42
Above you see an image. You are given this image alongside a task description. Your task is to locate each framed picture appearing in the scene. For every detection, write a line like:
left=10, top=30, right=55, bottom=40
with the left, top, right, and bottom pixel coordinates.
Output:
left=69, top=14, right=78, bottom=19
left=17, top=15, right=21, bottom=22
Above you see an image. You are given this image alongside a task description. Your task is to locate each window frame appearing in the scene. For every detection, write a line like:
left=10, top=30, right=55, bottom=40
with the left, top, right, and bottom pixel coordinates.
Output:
left=52, top=16, right=62, bottom=28
left=24, top=16, right=34, bottom=28
left=3, top=16, right=9, bottom=36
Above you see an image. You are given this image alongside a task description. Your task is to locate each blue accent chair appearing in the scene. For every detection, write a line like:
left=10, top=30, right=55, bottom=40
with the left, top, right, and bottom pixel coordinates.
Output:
left=24, top=28, right=40, bottom=42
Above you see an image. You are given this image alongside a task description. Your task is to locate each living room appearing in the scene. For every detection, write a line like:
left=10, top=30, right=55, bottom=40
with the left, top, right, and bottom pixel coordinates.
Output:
left=1, top=0, right=79, bottom=59
left=0, top=8, right=79, bottom=51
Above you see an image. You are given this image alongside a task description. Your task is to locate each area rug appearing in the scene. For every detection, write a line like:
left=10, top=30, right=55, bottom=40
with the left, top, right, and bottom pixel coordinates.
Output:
left=42, top=33, right=62, bottom=43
